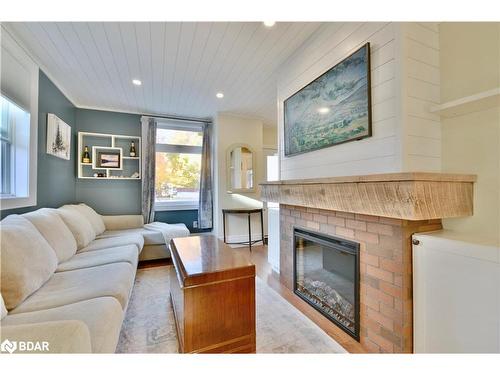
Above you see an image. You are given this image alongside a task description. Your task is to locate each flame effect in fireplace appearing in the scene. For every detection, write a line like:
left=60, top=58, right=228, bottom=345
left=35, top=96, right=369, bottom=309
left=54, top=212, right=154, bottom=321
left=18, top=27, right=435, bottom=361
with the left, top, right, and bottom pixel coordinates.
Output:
left=297, top=277, right=355, bottom=332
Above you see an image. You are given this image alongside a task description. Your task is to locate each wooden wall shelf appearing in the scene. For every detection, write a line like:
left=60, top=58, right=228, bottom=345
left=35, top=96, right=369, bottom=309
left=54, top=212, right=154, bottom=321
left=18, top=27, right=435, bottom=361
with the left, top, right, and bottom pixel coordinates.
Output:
left=430, top=87, right=500, bottom=118
left=77, top=131, right=142, bottom=180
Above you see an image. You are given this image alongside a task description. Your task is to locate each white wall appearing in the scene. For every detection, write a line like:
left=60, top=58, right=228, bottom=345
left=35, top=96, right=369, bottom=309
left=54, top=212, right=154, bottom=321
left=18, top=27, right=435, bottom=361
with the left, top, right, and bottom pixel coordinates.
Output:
left=277, top=22, right=441, bottom=180
left=214, top=113, right=265, bottom=242
left=262, top=125, right=278, bottom=181
left=439, top=23, right=500, bottom=243
left=263, top=126, right=278, bottom=148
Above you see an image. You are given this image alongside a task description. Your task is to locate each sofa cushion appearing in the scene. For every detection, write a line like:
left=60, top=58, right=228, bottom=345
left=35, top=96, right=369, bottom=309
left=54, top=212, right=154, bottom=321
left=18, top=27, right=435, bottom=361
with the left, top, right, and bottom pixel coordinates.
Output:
left=0, top=320, right=92, bottom=353
left=79, top=234, right=144, bottom=253
left=74, top=203, right=106, bottom=235
left=56, top=245, right=138, bottom=272
left=1, top=294, right=7, bottom=320
left=57, top=205, right=96, bottom=249
left=98, top=223, right=190, bottom=246
left=102, top=215, right=144, bottom=231
left=2, top=297, right=123, bottom=353
left=10, top=262, right=135, bottom=314
left=0, top=215, right=58, bottom=310
left=98, top=228, right=164, bottom=245
left=23, top=208, right=78, bottom=262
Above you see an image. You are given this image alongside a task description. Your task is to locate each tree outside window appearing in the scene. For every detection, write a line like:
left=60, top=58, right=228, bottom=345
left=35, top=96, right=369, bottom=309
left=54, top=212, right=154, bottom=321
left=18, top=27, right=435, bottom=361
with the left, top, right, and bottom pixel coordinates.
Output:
left=155, top=126, right=203, bottom=208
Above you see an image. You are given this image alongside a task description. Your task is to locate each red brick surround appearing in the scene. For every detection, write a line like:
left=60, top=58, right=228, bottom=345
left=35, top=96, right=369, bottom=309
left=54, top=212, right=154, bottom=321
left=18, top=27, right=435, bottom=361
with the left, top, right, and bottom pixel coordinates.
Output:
left=280, top=204, right=442, bottom=353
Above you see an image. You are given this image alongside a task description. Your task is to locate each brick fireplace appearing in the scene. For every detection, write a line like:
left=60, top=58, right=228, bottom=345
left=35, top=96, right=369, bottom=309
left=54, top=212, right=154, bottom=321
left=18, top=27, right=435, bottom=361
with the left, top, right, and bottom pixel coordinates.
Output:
left=261, top=172, right=476, bottom=353
left=281, top=205, right=441, bottom=352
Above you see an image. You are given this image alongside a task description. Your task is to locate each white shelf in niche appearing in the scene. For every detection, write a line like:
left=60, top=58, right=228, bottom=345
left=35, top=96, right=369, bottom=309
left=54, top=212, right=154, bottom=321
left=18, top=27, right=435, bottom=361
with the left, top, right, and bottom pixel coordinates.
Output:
left=430, top=87, right=500, bottom=118
left=77, top=131, right=141, bottom=180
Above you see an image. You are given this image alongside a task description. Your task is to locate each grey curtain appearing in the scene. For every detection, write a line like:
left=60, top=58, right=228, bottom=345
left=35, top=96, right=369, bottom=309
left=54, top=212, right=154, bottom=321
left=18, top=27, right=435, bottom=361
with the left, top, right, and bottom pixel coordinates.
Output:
left=141, top=117, right=157, bottom=224
left=198, top=122, right=213, bottom=229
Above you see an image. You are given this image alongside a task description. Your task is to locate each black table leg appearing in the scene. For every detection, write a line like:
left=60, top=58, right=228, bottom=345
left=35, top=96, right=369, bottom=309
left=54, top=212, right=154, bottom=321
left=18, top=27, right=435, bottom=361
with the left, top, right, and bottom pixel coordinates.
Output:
left=223, top=211, right=226, bottom=243
left=248, top=212, right=252, bottom=252
left=260, top=209, right=264, bottom=245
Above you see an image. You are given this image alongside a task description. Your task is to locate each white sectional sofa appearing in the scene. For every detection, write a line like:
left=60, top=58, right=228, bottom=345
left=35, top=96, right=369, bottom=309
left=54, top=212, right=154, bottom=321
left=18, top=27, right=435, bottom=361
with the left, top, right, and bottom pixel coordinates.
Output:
left=0, top=203, right=189, bottom=353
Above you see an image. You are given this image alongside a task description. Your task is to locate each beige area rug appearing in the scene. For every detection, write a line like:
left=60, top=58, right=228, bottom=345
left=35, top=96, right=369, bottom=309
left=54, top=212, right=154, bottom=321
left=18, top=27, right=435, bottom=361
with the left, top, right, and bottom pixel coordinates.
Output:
left=116, top=266, right=346, bottom=353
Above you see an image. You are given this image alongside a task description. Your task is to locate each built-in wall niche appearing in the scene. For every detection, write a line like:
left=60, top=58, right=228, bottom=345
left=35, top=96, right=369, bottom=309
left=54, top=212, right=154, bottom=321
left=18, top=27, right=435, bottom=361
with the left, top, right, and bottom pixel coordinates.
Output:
left=77, top=131, right=141, bottom=180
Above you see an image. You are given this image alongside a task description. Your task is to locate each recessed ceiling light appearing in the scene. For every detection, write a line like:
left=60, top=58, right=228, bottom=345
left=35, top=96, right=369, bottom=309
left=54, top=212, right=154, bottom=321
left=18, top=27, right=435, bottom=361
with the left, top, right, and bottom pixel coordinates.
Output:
left=317, top=107, right=330, bottom=114
left=263, top=21, right=276, bottom=27
left=132, top=79, right=142, bottom=86
left=216, top=92, right=224, bottom=99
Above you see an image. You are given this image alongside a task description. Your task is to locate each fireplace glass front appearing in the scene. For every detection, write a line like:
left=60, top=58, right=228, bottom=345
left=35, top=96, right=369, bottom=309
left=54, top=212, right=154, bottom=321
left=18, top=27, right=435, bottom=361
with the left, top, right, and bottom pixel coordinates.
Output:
left=294, top=228, right=360, bottom=340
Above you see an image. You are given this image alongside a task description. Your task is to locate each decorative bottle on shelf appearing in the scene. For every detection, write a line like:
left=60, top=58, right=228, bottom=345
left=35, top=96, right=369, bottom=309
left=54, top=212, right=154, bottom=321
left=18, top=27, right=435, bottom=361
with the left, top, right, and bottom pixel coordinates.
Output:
left=82, top=146, right=91, bottom=164
left=129, top=141, right=136, bottom=157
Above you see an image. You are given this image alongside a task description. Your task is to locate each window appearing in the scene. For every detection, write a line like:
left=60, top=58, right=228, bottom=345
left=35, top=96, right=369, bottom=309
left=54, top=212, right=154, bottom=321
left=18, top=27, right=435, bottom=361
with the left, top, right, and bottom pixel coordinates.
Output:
left=155, top=123, right=203, bottom=211
left=1, top=28, right=38, bottom=210
left=0, top=95, right=31, bottom=200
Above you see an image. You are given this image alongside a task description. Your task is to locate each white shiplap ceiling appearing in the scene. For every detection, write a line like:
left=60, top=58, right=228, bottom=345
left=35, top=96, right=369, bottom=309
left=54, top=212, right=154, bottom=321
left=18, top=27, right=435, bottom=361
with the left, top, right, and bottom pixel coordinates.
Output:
left=4, top=22, right=322, bottom=125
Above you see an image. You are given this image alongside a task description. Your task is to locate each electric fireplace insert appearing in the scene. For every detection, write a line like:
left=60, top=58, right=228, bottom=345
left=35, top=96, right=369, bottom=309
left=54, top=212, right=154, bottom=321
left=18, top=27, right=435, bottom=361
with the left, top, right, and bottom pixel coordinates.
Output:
left=293, top=227, right=360, bottom=340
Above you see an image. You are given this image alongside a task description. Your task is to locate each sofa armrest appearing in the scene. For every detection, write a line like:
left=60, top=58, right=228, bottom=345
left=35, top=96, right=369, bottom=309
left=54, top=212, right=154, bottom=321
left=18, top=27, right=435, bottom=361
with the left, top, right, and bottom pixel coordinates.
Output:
left=0, top=320, right=92, bottom=353
left=101, top=215, right=144, bottom=231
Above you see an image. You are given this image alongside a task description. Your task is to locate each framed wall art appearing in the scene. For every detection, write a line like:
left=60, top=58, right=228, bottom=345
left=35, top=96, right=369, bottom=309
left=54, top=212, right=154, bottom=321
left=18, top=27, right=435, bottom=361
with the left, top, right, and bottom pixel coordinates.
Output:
left=284, top=43, right=372, bottom=157
left=46, top=113, right=71, bottom=160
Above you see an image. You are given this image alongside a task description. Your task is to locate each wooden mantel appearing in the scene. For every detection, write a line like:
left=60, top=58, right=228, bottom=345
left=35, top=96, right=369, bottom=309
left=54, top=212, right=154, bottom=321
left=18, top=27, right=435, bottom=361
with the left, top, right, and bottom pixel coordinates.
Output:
left=260, top=172, right=476, bottom=220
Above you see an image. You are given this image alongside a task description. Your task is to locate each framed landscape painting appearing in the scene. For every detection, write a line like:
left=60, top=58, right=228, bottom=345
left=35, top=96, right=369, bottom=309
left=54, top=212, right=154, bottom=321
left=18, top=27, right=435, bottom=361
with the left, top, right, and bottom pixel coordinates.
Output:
left=284, top=43, right=372, bottom=157
left=97, top=151, right=121, bottom=169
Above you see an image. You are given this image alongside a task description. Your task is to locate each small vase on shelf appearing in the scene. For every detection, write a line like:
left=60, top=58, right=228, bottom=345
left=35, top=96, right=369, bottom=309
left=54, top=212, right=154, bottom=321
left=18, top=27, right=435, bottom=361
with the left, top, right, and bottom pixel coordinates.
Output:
left=129, top=141, right=136, bottom=157
left=82, top=146, right=91, bottom=164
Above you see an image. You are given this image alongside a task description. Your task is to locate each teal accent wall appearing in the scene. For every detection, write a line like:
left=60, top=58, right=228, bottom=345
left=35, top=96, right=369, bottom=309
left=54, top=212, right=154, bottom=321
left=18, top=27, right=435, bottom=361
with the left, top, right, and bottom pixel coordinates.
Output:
left=74, top=108, right=142, bottom=215
left=1, top=71, right=210, bottom=232
left=1, top=70, right=76, bottom=218
left=74, top=108, right=210, bottom=229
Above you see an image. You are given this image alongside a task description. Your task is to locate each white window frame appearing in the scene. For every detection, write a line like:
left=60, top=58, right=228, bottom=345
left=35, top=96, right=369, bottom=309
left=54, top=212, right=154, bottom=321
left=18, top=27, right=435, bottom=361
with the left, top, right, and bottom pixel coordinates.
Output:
left=0, top=27, right=38, bottom=210
left=1, top=108, right=14, bottom=196
left=154, top=122, right=203, bottom=212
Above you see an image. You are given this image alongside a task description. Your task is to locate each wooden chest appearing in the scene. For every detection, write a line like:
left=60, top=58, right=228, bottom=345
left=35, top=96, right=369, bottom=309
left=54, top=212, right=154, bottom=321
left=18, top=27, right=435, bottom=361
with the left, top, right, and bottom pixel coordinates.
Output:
left=169, top=235, right=256, bottom=353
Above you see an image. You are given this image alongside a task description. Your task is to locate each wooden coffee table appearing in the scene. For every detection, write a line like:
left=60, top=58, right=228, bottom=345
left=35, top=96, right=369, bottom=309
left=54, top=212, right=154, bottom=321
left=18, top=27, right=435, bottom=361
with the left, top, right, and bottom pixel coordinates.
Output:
left=169, top=235, right=256, bottom=353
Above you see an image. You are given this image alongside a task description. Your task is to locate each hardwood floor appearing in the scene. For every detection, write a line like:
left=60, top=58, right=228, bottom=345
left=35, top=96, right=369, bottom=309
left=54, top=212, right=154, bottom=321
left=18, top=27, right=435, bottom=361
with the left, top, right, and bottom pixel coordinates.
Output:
left=138, top=258, right=172, bottom=269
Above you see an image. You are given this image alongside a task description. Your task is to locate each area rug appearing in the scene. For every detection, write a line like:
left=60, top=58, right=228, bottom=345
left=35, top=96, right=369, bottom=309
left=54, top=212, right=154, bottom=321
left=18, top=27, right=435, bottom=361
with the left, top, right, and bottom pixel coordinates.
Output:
left=116, top=266, right=346, bottom=353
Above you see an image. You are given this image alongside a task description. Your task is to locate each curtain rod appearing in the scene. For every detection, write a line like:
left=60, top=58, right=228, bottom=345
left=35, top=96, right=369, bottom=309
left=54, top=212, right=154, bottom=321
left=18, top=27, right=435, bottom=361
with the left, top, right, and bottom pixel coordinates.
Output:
left=141, top=114, right=212, bottom=124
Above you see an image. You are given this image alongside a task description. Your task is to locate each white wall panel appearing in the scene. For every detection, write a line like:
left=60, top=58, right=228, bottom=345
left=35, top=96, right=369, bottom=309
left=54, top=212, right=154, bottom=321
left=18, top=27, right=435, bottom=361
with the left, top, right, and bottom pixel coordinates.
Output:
left=413, top=231, right=500, bottom=353
left=278, top=22, right=400, bottom=180
left=402, top=22, right=442, bottom=171
left=278, top=22, right=442, bottom=179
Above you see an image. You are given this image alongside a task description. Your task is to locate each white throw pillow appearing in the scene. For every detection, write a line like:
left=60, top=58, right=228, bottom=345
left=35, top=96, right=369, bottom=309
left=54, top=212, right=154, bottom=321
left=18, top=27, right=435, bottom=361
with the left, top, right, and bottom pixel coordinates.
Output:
left=74, top=203, right=106, bottom=235
left=0, top=215, right=58, bottom=310
left=1, top=294, right=7, bottom=320
left=57, top=205, right=96, bottom=249
left=23, top=208, right=78, bottom=263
